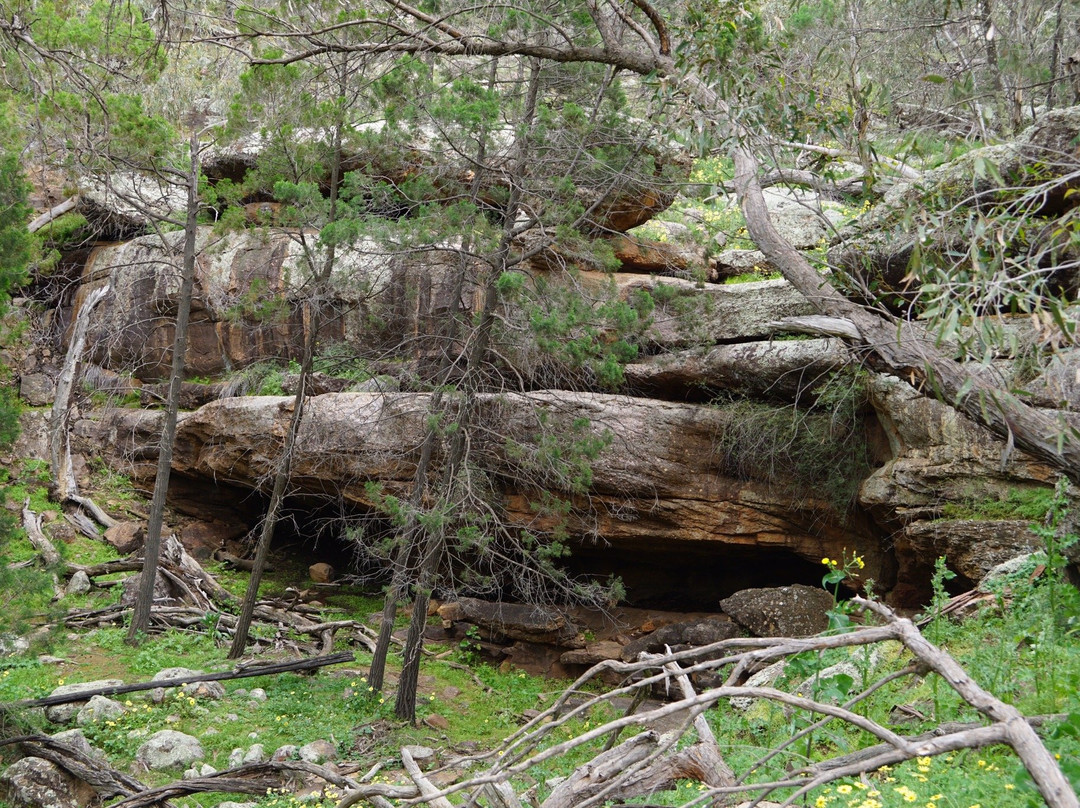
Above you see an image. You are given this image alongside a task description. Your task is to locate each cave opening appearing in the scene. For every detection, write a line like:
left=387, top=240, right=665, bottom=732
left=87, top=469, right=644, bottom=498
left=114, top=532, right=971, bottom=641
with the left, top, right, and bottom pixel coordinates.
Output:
left=564, top=540, right=831, bottom=612
left=247, top=497, right=832, bottom=613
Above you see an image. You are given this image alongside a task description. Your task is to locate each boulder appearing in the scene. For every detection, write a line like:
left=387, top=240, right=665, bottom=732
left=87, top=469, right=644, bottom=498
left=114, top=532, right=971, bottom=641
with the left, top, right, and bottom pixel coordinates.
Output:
left=65, top=572, right=91, bottom=597
left=0, top=757, right=97, bottom=808
left=308, top=563, right=335, bottom=584
left=75, top=695, right=126, bottom=725
left=271, top=745, right=299, bottom=762
left=610, top=221, right=710, bottom=278
left=437, top=599, right=581, bottom=646
left=623, top=339, right=849, bottom=402
left=183, top=680, right=225, bottom=700
left=241, top=744, right=267, bottom=764
left=50, top=730, right=106, bottom=763
left=560, top=641, right=625, bottom=666
left=901, top=519, right=1043, bottom=585
left=714, top=249, right=776, bottom=281
left=136, top=730, right=204, bottom=770
left=19, top=374, right=55, bottom=407
left=759, top=189, right=845, bottom=250
left=95, top=389, right=884, bottom=607
left=45, top=680, right=124, bottom=725
left=298, top=740, right=337, bottom=764
left=178, top=521, right=241, bottom=561
left=620, top=618, right=738, bottom=662
left=720, top=584, right=834, bottom=638
left=402, top=745, right=437, bottom=771
left=103, top=522, right=144, bottom=555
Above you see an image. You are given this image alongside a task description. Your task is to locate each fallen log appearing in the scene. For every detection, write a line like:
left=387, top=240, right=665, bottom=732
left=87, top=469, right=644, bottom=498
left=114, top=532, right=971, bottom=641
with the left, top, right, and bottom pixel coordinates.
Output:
left=0, top=651, right=355, bottom=710
left=0, top=735, right=145, bottom=798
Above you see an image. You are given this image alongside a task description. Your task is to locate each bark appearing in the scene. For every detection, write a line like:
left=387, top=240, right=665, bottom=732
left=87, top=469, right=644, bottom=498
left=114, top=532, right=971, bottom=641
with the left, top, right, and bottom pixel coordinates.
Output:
left=27, top=195, right=78, bottom=233
left=858, top=598, right=1078, bottom=808
left=22, top=502, right=60, bottom=566
left=127, top=133, right=201, bottom=644
left=49, top=283, right=109, bottom=497
left=393, top=61, right=542, bottom=723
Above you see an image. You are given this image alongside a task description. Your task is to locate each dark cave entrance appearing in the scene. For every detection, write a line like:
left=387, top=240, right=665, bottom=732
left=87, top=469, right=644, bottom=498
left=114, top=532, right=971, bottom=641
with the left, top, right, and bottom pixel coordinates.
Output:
left=564, top=540, right=831, bottom=611
left=168, top=478, right=838, bottom=612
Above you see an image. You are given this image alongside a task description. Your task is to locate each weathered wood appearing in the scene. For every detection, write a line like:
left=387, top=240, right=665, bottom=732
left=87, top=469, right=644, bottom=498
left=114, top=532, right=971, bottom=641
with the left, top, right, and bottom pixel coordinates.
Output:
left=1, top=735, right=145, bottom=798
left=49, top=283, right=110, bottom=498
left=66, top=559, right=143, bottom=578
left=27, top=196, right=79, bottom=233
left=401, top=747, right=455, bottom=808
left=0, top=651, right=355, bottom=710
left=22, top=503, right=60, bottom=566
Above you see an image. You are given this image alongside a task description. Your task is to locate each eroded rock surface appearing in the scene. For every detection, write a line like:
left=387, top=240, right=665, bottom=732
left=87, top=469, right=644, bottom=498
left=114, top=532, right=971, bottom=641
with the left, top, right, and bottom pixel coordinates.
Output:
left=0, top=757, right=97, bottom=808
left=719, top=584, right=835, bottom=637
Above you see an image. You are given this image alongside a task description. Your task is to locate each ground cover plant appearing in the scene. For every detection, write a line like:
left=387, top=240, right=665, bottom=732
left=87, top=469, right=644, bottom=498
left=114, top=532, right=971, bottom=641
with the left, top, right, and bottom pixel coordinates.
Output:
left=1, top=523, right=1079, bottom=807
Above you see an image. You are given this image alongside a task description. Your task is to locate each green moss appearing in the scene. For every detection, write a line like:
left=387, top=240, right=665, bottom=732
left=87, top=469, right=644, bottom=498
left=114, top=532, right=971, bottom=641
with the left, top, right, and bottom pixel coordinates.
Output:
left=941, top=487, right=1055, bottom=521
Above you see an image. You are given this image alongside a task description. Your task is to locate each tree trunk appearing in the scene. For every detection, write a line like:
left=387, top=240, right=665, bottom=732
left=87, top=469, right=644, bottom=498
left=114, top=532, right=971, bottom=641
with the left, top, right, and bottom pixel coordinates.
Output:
left=126, top=133, right=200, bottom=644
left=228, top=64, right=349, bottom=657
left=394, top=63, right=541, bottom=722
left=49, top=284, right=109, bottom=498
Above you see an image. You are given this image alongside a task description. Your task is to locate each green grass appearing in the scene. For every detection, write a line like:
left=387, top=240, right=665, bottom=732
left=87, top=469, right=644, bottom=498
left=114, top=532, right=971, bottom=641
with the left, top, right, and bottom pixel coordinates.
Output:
left=941, top=487, right=1055, bottom=521
left=2, top=491, right=1079, bottom=808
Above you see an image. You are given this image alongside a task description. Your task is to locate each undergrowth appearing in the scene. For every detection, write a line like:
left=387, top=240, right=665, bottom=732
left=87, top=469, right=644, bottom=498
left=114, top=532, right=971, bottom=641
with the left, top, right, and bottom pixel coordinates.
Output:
left=1, top=485, right=1079, bottom=807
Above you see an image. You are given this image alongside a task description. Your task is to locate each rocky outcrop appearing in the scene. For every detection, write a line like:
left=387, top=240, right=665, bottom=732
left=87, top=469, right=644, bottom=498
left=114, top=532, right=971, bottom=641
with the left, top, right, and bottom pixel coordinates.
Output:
left=0, top=757, right=97, bottom=808
left=90, top=389, right=886, bottom=605
left=830, top=106, right=1080, bottom=293
left=623, top=338, right=849, bottom=401
left=73, top=229, right=813, bottom=380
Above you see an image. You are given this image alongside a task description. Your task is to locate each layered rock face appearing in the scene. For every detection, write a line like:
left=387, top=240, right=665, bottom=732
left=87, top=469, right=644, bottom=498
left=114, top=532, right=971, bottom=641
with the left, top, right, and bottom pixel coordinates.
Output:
left=69, top=224, right=1068, bottom=608
left=93, top=388, right=885, bottom=606
left=53, top=115, right=1080, bottom=611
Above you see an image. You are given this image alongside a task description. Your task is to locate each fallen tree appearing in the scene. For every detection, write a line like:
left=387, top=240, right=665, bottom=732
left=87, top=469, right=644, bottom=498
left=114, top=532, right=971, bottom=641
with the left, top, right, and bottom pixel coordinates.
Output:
left=11, top=600, right=1072, bottom=808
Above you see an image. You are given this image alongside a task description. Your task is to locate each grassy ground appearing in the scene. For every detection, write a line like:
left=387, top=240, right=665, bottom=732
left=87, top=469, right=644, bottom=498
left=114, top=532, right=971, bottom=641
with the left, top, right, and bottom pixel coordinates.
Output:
left=2, top=466, right=1080, bottom=807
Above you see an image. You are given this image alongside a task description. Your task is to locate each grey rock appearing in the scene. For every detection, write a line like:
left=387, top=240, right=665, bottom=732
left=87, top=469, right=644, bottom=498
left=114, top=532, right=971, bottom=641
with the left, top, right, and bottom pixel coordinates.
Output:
left=348, top=375, right=400, bottom=393
left=242, top=744, right=267, bottom=764
left=19, top=373, right=55, bottom=407
left=272, top=745, right=299, bottom=762
left=0, top=756, right=96, bottom=808
left=228, top=748, right=245, bottom=768
left=45, top=680, right=124, bottom=724
left=720, top=585, right=835, bottom=638
left=183, top=680, right=225, bottom=700
left=64, top=571, right=91, bottom=597
left=49, top=730, right=106, bottom=763
left=182, top=768, right=200, bottom=781
left=152, top=667, right=203, bottom=684
left=199, top=764, right=217, bottom=776
left=75, top=695, right=126, bottom=725
left=247, top=688, right=267, bottom=703
left=0, top=634, right=30, bottom=657
left=218, top=803, right=258, bottom=808
left=136, top=730, right=205, bottom=770
left=729, top=660, right=787, bottom=712
left=979, top=553, right=1044, bottom=592
left=621, top=617, right=738, bottom=662
left=298, top=740, right=337, bottom=764
left=402, top=745, right=436, bottom=771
